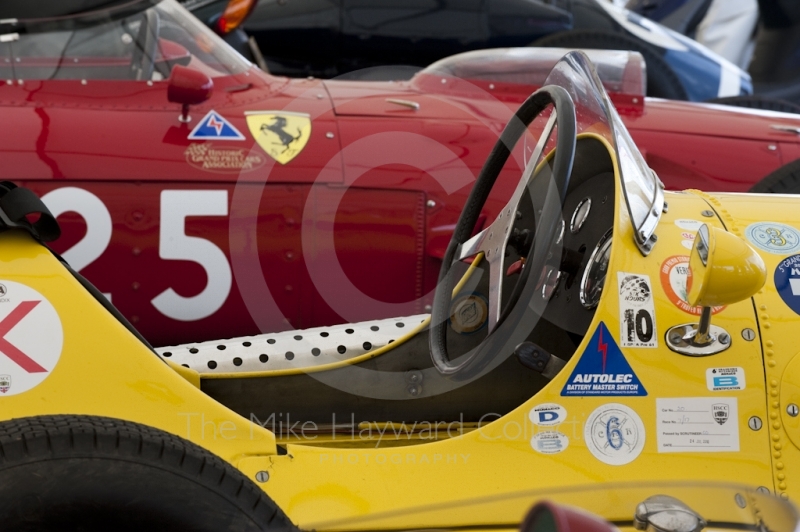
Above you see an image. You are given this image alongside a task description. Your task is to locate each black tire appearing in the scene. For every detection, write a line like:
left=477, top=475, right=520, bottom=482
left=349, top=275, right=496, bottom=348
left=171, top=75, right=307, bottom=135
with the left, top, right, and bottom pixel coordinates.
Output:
left=751, top=159, right=800, bottom=193
left=0, top=415, right=295, bottom=532
left=707, top=95, right=800, bottom=114
left=532, top=29, right=688, bottom=100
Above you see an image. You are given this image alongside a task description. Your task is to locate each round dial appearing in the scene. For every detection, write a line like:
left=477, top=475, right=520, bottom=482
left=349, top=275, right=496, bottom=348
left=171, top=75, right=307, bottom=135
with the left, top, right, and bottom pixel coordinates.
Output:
left=580, top=228, right=613, bottom=309
left=570, top=197, right=592, bottom=234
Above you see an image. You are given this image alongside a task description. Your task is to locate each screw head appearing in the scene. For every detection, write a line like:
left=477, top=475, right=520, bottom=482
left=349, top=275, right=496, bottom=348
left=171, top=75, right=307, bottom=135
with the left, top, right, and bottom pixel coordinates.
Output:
left=255, top=471, right=270, bottom=483
left=718, top=333, right=730, bottom=345
left=426, top=199, right=436, bottom=208
left=735, top=493, right=746, bottom=508
left=757, top=486, right=771, bottom=494
left=407, top=384, right=421, bottom=397
left=701, top=210, right=714, bottom=217
left=742, top=328, right=755, bottom=341
left=788, top=404, right=799, bottom=417
left=405, top=370, right=422, bottom=384
left=748, top=416, right=763, bottom=431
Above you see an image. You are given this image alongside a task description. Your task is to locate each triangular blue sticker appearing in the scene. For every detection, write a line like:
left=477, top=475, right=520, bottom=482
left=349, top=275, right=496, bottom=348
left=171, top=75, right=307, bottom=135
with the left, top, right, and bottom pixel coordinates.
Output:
left=561, top=321, right=647, bottom=396
left=188, top=110, right=245, bottom=140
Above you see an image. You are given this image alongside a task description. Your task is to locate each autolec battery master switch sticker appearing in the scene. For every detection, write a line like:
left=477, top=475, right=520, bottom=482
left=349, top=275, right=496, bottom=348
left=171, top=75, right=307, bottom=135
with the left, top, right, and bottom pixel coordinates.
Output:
left=0, top=281, right=63, bottom=397
left=561, top=322, right=647, bottom=396
left=775, top=254, right=800, bottom=316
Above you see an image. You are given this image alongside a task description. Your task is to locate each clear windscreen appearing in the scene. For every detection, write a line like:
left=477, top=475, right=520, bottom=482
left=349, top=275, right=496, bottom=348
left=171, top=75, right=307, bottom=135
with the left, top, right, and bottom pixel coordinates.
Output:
left=419, top=48, right=646, bottom=98
left=0, top=0, right=250, bottom=81
left=540, top=52, right=662, bottom=250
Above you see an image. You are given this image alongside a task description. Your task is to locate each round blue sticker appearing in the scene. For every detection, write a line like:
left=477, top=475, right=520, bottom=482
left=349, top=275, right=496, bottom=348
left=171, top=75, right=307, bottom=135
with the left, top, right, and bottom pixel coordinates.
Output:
left=746, top=222, right=800, bottom=255
left=775, top=254, right=800, bottom=316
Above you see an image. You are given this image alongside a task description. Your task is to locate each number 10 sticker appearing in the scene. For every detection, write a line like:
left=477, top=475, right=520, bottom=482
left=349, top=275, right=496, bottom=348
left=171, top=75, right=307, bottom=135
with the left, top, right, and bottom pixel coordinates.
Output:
left=618, top=273, right=657, bottom=348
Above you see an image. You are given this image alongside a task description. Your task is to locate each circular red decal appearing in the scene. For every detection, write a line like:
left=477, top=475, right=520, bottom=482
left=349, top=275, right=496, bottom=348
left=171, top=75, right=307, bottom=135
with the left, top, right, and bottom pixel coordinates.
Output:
left=660, top=255, right=725, bottom=315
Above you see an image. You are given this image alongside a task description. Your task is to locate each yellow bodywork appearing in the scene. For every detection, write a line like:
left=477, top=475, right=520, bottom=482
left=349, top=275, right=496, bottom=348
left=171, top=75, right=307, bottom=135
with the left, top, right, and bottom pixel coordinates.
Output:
left=1, top=151, right=798, bottom=528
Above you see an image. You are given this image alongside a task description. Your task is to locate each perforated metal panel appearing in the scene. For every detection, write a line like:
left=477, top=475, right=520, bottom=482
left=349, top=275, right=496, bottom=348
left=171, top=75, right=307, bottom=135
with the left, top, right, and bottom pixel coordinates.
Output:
left=157, top=315, right=429, bottom=374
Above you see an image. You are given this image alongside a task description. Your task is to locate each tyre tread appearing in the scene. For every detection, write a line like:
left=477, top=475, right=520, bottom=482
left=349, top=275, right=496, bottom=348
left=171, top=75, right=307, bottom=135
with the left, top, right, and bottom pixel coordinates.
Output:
left=0, top=415, right=294, bottom=530
left=751, top=158, right=800, bottom=194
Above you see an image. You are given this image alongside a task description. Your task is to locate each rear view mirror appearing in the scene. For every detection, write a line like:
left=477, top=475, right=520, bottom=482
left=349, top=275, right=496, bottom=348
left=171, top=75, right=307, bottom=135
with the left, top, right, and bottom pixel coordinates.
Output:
left=687, top=224, right=766, bottom=308
left=666, top=224, right=766, bottom=357
left=167, top=65, right=213, bottom=123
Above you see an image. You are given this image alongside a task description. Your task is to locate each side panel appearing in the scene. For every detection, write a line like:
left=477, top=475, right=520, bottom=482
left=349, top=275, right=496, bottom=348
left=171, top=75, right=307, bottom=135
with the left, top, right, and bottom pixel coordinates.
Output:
left=630, top=129, right=783, bottom=192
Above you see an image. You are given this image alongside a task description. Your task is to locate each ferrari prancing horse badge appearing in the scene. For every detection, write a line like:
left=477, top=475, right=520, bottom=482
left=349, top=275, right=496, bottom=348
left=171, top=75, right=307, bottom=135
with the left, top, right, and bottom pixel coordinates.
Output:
left=245, top=111, right=311, bottom=164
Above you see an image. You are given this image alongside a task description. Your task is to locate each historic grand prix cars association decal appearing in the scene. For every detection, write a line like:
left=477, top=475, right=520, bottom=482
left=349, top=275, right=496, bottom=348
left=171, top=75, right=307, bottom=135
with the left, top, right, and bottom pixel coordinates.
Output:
left=745, top=222, right=800, bottom=255
left=245, top=111, right=311, bottom=164
left=561, top=322, right=647, bottom=396
left=187, top=110, right=246, bottom=140
left=584, top=403, right=645, bottom=466
left=617, top=273, right=657, bottom=348
left=775, top=254, right=800, bottom=315
left=660, top=255, right=725, bottom=315
left=0, top=281, right=63, bottom=396
left=184, top=143, right=266, bottom=173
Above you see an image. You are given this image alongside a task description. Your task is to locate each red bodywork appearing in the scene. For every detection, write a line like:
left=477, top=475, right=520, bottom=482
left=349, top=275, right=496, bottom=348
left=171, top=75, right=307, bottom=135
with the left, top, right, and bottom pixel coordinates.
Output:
left=4, top=64, right=798, bottom=346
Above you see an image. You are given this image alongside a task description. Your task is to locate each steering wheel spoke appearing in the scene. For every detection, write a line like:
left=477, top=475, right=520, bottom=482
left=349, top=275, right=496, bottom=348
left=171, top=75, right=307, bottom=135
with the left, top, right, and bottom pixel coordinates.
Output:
left=486, top=257, right=506, bottom=333
left=430, top=86, right=576, bottom=380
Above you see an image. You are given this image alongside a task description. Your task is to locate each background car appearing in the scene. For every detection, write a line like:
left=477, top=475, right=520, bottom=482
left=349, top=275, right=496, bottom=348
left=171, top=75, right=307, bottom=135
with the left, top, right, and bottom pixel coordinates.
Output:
left=181, top=0, right=259, bottom=60
left=628, top=0, right=800, bottom=106
left=238, top=0, right=751, bottom=101
left=2, top=0, right=800, bottom=348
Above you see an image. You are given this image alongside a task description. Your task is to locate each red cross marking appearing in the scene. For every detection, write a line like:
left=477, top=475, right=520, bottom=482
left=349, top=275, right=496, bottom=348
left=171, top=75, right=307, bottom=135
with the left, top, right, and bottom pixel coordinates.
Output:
left=0, top=300, right=46, bottom=373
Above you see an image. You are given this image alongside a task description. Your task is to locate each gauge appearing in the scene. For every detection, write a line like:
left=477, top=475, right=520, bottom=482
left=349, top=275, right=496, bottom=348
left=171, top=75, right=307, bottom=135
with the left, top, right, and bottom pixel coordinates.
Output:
left=580, top=229, right=613, bottom=309
left=570, top=197, right=592, bottom=234
left=541, top=268, right=562, bottom=301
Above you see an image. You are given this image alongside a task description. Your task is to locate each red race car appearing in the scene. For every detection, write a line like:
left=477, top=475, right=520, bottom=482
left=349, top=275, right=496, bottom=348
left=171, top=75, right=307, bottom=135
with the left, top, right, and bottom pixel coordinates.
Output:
left=3, top=0, right=800, bottom=346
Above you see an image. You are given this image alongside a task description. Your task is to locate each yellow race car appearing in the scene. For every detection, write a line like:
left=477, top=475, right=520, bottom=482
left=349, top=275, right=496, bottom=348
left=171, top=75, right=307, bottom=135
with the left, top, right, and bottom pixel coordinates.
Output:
left=0, top=51, right=797, bottom=531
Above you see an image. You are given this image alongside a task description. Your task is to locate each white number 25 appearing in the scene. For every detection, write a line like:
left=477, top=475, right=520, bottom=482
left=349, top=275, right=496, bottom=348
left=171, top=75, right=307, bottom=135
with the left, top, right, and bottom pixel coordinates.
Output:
left=42, top=187, right=232, bottom=322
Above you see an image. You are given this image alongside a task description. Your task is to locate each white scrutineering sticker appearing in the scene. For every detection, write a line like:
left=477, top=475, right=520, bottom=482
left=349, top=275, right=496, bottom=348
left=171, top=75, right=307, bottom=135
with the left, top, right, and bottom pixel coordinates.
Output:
left=618, top=273, right=657, bottom=348
left=674, top=219, right=703, bottom=231
left=675, top=220, right=703, bottom=250
left=657, top=397, right=739, bottom=453
left=531, top=431, right=569, bottom=455
left=529, top=403, right=567, bottom=426
left=706, top=367, right=745, bottom=392
left=584, top=403, right=645, bottom=466
left=0, top=281, right=63, bottom=396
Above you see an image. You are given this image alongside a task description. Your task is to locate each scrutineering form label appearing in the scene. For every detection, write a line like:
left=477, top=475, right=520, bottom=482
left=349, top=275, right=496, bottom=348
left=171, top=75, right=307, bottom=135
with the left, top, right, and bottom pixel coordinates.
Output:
left=656, top=397, right=739, bottom=453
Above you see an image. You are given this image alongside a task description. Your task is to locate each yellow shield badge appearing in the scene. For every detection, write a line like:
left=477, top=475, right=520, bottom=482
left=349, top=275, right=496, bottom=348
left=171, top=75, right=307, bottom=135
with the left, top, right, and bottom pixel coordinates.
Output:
left=245, top=111, right=312, bottom=165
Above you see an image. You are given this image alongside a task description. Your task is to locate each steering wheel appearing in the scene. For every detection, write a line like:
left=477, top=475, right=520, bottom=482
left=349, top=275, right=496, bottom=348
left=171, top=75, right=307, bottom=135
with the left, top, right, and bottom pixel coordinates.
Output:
left=429, top=85, right=577, bottom=380
left=131, top=9, right=159, bottom=81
